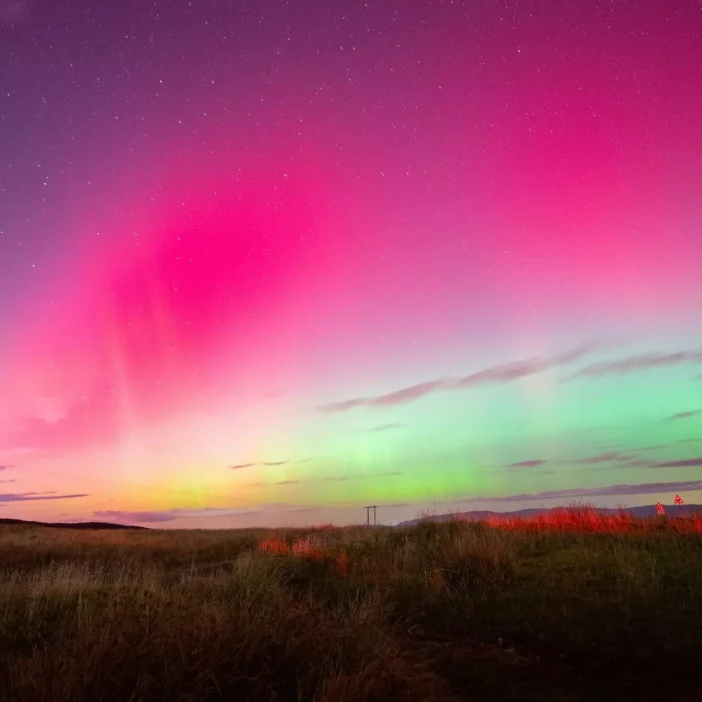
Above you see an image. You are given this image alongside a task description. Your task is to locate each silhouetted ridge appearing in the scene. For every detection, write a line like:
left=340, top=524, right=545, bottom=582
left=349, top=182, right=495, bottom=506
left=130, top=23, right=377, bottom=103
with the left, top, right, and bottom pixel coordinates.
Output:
left=0, top=518, right=147, bottom=530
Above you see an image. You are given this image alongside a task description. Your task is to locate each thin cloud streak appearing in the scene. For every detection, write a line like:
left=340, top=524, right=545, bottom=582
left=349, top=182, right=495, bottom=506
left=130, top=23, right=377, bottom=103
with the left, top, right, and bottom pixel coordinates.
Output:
left=357, top=423, right=409, bottom=434
left=566, top=351, right=702, bottom=381
left=322, top=471, right=402, bottom=482
left=229, top=458, right=307, bottom=470
left=94, top=507, right=263, bottom=523
left=321, top=381, right=444, bottom=413
left=0, top=492, right=88, bottom=503
left=653, top=458, right=702, bottom=468
left=667, top=410, right=701, bottom=421
left=507, top=460, right=546, bottom=468
left=459, top=480, right=702, bottom=504
left=631, top=440, right=702, bottom=453
left=319, top=341, right=604, bottom=413
left=566, top=451, right=637, bottom=465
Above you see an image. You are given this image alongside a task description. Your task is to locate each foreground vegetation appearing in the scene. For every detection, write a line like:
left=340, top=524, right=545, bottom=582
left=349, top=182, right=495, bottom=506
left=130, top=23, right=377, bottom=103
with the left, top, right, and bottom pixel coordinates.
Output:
left=1, top=508, right=701, bottom=701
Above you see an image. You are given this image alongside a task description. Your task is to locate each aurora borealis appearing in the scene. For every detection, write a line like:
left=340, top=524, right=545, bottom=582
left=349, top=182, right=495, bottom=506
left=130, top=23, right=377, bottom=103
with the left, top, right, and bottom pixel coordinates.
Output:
left=1, top=1, right=701, bottom=528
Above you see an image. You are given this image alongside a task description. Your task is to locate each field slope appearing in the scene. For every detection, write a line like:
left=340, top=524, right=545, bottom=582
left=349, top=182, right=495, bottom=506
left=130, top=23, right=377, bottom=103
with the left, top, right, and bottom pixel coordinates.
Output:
left=0, top=510, right=700, bottom=701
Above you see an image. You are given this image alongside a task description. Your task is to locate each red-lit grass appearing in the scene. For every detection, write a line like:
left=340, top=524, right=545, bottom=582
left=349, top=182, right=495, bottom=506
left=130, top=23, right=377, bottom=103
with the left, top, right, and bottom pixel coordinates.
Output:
left=259, top=537, right=289, bottom=555
left=259, top=533, right=343, bottom=565
left=336, top=549, right=349, bottom=575
left=290, top=536, right=326, bottom=560
left=479, top=505, right=702, bottom=534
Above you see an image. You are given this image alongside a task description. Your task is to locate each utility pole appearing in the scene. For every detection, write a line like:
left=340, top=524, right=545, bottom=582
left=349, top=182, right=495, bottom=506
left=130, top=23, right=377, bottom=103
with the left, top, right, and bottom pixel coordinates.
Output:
left=364, top=505, right=379, bottom=526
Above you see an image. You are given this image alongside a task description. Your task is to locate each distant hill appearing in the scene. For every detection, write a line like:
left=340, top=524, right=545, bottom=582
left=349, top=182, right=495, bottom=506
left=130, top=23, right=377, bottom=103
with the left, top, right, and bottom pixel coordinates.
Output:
left=0, top=518, right=147, bottom=530
left=395, top=504, right=702, bottom=527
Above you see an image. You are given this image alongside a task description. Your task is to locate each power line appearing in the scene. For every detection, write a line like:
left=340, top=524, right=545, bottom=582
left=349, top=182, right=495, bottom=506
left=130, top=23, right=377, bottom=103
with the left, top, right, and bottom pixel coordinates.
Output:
left=364, top=504, right=379, bottom=526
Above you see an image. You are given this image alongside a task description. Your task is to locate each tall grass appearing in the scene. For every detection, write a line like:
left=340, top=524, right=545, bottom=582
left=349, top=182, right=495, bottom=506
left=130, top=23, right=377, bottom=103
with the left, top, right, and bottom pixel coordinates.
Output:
left=0, top=509, right=700, bottom=700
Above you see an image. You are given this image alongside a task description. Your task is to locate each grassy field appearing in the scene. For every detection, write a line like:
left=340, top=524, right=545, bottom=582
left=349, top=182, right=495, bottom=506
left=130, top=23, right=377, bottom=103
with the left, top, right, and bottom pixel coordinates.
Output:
left=1, top=508, right=701, bottom=701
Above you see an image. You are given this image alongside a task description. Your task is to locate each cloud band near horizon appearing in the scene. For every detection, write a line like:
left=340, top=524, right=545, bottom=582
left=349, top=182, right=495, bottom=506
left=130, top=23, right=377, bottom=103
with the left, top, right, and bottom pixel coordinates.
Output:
left=0, top=492, right=89, bottom=503
left=459, top=480, right=702, bottom=504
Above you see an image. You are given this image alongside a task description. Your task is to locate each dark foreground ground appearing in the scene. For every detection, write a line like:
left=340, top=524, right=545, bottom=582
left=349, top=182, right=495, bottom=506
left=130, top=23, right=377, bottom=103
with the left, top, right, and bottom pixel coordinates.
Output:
left=0, top=510, right=701, bottom=701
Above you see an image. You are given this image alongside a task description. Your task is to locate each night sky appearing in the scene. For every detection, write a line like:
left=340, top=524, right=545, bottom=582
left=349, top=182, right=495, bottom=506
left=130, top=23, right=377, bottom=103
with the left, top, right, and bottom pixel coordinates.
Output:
left=1, top=0, right=701, bottom=528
